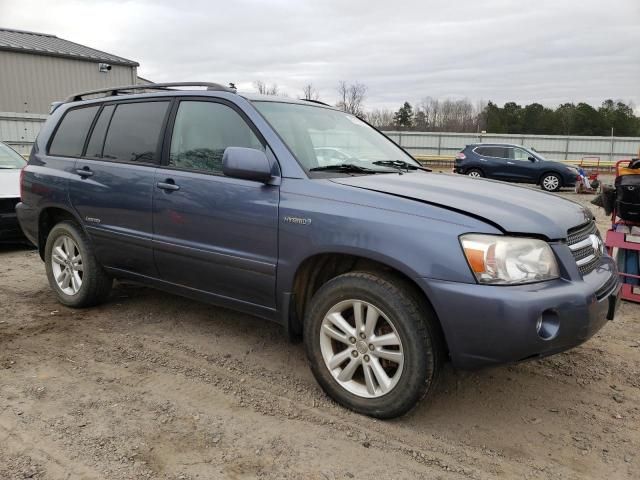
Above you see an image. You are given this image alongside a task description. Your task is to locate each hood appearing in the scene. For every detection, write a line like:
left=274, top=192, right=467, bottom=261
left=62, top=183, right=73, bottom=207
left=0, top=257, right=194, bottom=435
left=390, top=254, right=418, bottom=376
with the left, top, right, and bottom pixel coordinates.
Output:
left=332, top=173, right=591, bottom=240
left=0, top=169, right=21, bottom=198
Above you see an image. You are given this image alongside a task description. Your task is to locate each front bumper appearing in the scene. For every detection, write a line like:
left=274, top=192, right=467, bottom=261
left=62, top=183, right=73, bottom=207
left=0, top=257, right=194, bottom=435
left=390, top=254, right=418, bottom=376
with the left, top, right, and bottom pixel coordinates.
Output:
left=562, top=174, right=577, bottom=187
left=419, top=257, right=620, bottom=369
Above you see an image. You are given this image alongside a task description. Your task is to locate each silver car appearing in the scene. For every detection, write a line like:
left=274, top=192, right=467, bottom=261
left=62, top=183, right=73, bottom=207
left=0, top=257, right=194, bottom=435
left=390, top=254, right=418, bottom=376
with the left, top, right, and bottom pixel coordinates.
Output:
left=0, top=141, right=26, bottom=242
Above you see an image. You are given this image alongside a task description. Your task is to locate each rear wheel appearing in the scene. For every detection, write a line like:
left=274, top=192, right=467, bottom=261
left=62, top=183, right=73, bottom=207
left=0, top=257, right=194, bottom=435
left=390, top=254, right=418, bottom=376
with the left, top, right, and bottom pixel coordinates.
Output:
left=304, top=271, right=442, bottom=418
left=467, top=168, right=484, bottom=178
left=541, top=173, right=561, bottom=192
left=44, top=221, right=112, bottom=308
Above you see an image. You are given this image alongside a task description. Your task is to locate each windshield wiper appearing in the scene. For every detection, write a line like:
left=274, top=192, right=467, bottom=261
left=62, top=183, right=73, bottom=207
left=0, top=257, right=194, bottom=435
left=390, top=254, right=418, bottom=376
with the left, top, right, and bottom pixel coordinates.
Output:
left=372, top=160, right=432, bottom=172
left=309, top=163, right=393, bottom=174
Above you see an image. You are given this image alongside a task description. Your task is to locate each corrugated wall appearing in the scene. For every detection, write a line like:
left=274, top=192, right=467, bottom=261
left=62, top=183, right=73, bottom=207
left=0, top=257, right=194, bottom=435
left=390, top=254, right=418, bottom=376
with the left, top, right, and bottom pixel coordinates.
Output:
left=0, top=112, right=47, bottom=155
left=0, top=50, right=136, bottom=113
left=384, top=132, right=640, bottom=161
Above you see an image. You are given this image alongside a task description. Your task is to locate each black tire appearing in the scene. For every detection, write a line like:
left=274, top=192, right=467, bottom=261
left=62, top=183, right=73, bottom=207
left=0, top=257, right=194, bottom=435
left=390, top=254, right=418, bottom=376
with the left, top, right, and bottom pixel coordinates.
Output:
left=466, top=168, right=484, bottom=178
left=44, top=220, right=112, bottom=308
left=304, top=271, right=443, bottom=419
left=540, top=173, right=561, bottom=192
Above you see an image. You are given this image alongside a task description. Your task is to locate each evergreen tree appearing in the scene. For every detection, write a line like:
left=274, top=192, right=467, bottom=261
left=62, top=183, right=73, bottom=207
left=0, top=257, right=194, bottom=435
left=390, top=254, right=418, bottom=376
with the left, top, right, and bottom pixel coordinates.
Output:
left=393, top=102, right=414, bottom=129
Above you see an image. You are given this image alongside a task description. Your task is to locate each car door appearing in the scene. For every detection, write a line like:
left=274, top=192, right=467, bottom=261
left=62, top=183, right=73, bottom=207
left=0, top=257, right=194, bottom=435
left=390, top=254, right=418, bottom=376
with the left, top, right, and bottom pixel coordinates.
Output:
left=504, top=147, right=539, bottom=183
left=68, top=99, right=171, bottom=277
left=474, top=146, right=510, bottom=180
left=152, top=98, right=279, bottom=310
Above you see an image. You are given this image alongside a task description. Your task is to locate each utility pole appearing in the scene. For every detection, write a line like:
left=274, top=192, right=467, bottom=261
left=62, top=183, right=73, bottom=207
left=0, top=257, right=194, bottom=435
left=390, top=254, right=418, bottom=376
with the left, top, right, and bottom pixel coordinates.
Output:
left=610, top=127, right=614, bottom=162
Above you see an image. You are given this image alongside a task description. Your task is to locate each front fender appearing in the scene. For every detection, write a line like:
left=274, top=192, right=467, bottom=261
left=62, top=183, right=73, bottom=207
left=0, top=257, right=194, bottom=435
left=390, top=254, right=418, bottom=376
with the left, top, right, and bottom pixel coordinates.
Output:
left=275, top=178, right=501, bottom=296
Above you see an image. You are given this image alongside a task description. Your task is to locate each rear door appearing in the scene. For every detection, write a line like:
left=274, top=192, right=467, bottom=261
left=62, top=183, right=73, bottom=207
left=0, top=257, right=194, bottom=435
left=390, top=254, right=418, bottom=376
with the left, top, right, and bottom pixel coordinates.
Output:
left=68, top=99, right=171, bottom=276
left=152, top=98, right=279, bottom=310
left=473, top=146, right=511, bottom=180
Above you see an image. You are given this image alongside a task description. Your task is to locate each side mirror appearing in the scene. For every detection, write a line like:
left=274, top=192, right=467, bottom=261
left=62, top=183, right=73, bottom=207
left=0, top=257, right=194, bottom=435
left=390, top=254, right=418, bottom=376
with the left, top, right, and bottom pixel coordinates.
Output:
left=222, top=147, right=272, bottom=183
left=528, top=156, right=536, bottom=162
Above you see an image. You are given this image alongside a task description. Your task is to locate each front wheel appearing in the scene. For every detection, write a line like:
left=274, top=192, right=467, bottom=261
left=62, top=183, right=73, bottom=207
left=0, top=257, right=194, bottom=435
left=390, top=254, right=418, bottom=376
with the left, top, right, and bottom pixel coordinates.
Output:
left=541, top=173, right=561, bottom=192
left=44, top=221, right=112, bottom=308
left=304, top=272, right=442, bottom=418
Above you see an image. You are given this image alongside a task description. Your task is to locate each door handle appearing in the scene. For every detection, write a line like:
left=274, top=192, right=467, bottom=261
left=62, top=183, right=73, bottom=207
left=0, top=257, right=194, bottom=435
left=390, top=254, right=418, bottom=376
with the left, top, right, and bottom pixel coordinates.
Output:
left=507, top=161, right=515, bottom=165
left=157, top=180, right=180, bottom=192
left=76, top=167, right=94, bottom=177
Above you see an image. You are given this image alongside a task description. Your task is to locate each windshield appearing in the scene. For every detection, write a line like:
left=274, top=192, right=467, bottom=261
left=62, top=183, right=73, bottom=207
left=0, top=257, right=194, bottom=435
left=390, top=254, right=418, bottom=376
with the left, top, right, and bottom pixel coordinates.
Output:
left=253, top=101, right=419, bottom=174
left=0, top=143, right=27, bottom=169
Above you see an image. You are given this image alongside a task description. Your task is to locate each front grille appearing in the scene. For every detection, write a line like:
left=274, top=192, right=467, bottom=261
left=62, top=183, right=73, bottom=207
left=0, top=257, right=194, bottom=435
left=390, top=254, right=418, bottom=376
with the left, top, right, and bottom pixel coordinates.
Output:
left=567, top=221, right=603, bottom=276
left=0, top=198, right=19, bottom=214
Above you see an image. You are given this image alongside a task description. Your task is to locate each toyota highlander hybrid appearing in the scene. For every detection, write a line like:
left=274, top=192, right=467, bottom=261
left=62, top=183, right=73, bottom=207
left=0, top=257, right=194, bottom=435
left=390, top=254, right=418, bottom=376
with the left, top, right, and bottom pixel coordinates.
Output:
left=16, top=82, right=620, bottom=418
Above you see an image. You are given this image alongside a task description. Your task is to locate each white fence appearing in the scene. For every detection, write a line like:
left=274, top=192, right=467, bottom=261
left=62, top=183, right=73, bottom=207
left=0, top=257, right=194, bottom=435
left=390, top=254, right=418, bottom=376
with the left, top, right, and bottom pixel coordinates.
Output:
left=1, top=112, right=639, bottom=161
left=383, top=131, right=640, bottom=162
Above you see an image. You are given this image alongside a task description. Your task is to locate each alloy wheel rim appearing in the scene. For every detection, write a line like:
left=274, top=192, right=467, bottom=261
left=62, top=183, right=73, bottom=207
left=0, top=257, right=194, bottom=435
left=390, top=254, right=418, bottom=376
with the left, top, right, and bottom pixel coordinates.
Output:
left=468, top=171, right=481, bottom=178
left=51, top=235, right=83, bottom=295
left=543, top=176, right=559, bottom=190
left=319, top=299, right=404, bottom=398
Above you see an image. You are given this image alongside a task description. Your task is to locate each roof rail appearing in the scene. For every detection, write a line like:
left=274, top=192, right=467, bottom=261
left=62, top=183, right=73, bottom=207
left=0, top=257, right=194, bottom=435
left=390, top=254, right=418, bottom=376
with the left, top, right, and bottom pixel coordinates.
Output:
left=300, top=98, right=331, bottom=107
left=64, top=82, right=236, bottom=102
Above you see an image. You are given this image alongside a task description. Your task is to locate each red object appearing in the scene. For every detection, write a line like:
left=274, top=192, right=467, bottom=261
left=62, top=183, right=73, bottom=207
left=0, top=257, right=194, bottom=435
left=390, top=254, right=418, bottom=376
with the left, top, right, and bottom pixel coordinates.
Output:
left=579, top=156, right=601, bottom=181
left=455, top=152, right=466, bottom=160
left=605, top=231, right=640, bottom=303
left=604, top=159, right=640, bottom=303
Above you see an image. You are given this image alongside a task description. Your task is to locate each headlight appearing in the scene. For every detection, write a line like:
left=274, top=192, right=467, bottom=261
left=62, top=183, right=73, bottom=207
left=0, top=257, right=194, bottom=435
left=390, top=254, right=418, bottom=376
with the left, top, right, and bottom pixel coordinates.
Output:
left=460, top=234, right=559, bottom=285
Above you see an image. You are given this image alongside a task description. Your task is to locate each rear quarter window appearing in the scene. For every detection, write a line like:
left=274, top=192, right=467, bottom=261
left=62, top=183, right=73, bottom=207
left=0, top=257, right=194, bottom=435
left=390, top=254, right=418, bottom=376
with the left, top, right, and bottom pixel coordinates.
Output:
left=48, top=106, right=100, bottom=157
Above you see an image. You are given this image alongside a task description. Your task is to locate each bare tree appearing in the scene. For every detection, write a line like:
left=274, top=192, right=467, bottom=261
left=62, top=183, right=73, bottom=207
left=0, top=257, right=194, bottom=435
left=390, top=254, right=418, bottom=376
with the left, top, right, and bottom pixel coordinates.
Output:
left=365, top=108, right=394, bottom=129
left=253, top=80, right=279, bottom=96
left=336, top=81, right=367, bottom=116
left=302, top=83, right=319, bottom=101
left=416, top=97, right=481, bottom=132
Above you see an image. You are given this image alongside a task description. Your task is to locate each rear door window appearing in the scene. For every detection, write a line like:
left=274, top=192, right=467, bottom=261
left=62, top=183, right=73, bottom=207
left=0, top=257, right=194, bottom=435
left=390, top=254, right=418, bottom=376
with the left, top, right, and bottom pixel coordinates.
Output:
left=85, top=105, right=115, bottom=158
left=102, top=101, right=170, bottom=164
left=49, top=106, right=100, bottom=157
left=475, top=146, right=507, bottom=158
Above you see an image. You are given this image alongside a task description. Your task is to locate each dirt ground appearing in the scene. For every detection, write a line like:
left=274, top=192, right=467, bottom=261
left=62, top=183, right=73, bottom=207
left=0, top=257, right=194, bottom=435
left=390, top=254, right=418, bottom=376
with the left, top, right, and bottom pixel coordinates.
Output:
left=1, top=190, right=639, bottom=480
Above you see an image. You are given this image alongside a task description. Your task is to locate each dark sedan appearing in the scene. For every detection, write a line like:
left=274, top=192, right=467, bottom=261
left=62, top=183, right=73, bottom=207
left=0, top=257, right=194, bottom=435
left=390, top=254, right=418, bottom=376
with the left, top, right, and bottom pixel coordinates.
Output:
left=454, top=143, right=578, bottom=192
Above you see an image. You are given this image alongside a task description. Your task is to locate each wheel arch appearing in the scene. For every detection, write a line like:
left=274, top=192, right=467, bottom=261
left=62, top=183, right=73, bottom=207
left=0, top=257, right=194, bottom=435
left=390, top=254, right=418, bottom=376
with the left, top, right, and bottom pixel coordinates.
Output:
left=538, top=170, right=563, bottom=186
left=285, top=252, right=449, bottom=356
left=466, top=166, right=484, bottom=176
left=37, top=206, right=84, bottom=260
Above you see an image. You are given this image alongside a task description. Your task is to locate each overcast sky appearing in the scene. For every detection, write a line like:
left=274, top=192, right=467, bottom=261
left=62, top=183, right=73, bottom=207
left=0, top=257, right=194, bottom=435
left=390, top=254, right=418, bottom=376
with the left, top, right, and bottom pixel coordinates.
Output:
left=1, top=0, right=639, bottom=111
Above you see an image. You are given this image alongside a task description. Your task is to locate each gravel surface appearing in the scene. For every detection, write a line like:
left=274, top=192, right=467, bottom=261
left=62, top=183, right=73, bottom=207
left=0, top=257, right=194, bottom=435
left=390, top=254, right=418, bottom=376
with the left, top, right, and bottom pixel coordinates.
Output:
left=1, top=190, right=639, bottom=479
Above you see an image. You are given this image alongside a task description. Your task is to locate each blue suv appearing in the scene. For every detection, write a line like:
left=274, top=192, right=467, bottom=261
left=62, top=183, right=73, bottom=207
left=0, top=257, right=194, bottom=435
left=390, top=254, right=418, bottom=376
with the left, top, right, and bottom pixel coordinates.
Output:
left=17, top=83, right=619, bottom=418
left=455, top=143, right=578, bottom=191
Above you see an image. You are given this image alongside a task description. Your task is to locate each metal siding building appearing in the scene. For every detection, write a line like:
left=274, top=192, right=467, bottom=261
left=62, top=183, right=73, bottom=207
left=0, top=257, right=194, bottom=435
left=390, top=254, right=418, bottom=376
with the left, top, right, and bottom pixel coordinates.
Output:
left=0, top=28, right=139, bottom=114
left=0, top=28, right=139, bottom=154
left=0, top=49, right=137, bottom=113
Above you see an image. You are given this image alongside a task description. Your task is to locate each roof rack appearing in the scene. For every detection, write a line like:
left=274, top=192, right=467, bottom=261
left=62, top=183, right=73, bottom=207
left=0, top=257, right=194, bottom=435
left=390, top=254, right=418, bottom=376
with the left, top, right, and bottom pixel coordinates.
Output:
left=65, top=82, right=236, bottom=102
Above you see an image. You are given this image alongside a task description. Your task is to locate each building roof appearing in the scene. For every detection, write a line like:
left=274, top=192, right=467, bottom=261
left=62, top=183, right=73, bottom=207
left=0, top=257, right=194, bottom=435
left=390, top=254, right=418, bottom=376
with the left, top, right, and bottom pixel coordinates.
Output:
left=0, top=27, right=139, bottom=67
